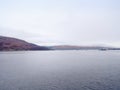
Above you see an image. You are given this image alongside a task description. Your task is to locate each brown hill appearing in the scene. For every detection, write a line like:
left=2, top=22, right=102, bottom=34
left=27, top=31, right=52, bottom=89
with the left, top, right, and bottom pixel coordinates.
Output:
left=0, top=36, right=50, bottom=51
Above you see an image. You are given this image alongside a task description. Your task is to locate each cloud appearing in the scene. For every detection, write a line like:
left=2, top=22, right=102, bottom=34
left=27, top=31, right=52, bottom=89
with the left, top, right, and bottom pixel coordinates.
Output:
left=0, top=0, right=120, bottom=46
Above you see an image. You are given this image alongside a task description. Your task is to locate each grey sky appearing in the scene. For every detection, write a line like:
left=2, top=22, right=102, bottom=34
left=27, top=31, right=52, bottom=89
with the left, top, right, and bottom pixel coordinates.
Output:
left=0, top=0, right=120, bottom=46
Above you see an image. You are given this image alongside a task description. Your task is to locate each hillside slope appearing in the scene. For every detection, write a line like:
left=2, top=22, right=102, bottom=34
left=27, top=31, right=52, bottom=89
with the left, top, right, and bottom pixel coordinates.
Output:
left=0, top=36, right=50, bottom=51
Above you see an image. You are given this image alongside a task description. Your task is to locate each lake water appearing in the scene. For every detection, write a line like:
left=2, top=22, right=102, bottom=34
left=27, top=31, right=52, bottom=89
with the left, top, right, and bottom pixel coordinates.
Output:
left=0, top=51, right=120, bottom=90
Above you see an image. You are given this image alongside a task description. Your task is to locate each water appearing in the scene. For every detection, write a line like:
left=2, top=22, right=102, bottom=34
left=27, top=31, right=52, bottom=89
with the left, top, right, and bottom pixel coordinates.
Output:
left=0, top=51, right=120, bottom=90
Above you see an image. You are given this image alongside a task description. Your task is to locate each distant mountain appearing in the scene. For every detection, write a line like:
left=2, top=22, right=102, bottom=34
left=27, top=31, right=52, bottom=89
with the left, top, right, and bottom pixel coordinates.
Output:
left=0, top=36, right=120, bottom=51
left=0, top=36, right=50, bottom=51
left=51, top=45, right=120, bottom=50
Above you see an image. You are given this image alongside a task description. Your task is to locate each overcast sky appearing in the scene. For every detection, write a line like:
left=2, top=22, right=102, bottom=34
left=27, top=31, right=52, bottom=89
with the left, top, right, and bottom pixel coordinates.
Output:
left=0, top=0, right=120, bottom=46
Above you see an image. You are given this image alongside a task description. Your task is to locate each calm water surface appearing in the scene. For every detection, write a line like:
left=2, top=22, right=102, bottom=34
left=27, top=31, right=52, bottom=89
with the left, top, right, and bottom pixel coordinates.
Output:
left=0, top=51, right=120, bottom=90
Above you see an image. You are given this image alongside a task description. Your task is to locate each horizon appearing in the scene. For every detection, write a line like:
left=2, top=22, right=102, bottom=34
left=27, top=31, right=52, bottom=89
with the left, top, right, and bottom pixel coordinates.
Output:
left=0, top=0, right=120, bottom=47
left=1, top=35, right=120, bottom=48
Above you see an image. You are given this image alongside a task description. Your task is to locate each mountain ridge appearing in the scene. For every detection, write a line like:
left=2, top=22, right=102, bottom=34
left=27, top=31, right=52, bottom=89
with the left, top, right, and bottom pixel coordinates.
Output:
left=0, top=36, right=50, bottom=51
left=50, top=45, right=120, bottom=50
left=0, top=36, right=120, bottom=51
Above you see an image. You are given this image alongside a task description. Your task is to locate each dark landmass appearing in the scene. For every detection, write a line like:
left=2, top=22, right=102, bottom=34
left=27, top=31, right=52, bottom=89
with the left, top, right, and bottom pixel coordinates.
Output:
left=0, top=36, right=50, bottom=51
left=0, top=36, right=120, bottom=51
left=50, top=45, right=120, bottom=51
